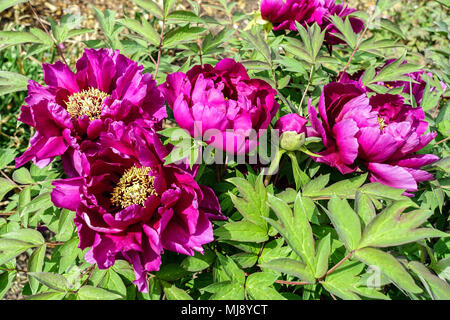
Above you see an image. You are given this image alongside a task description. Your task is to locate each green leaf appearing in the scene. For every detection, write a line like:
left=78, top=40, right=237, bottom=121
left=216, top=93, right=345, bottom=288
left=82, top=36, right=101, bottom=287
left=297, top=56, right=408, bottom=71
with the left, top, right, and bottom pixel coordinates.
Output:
left=355, top=191, right=376, bottom=228
left=163, top=0, right=176, bottom=17
left=132, top=0, right=163, bottom=19
left=99, top=269, right=127, bottom=298
left=266, top=194, right=315, bottom=270
left=0, top=178, right=16, bottom=201
left=28, top=272, right=68, bottom=292
left=1, top=228, right=45, bottom=245
left=314, top=233, right=331, bottom=278
left=164, top=25, right=206, bottom=48
left=322, top=260, right=388, bottom=300
left=408, top=261, right=450, bottom=300
left=302, top=174, right=329, bottom=196
left=358, top=200, right=449, bottom=249
left=287, top=152, right=310, bottom=190
left=0, top=268, right=16, bottom=299
left=161, top=281, right=193, bottom=300
left=25, top=291, right=67, bottom=300
left=167, top=10, right=204, bottom=24
left=118, top=16, right=159, bottom=46
left=155, top=263, right=189, bottom=281
left=355, top=247, right=422, bottom=294
left=181, top=247, right=215, bottom=272
left=226, top=175, right=269, bottom=229
left=358, top=182, right=407, bottom=200
left=326, top=196, right=361, bottom=251
left=259, top=258, right=315, bottom=283
left=204, top=281, right=245, bottom=300
left=216, top=253, right=245, bottom=284
left=22, top=192, right=53, bottom=216
left=0, top=148, right=17, bottom=170
left=78, top=285, right=122, bottom=300
left=214, top=220, right=268, bottom=243
left=0, top=31, right=40, bottom=45
left=246, top=272, right=286, bottom=300
left=28, top=245, right=47, bottom=294
left=0, top=0, right=29, bottom=12
left=12, top=167, right=34, bottom=185
left=0, top=239, right=35, bottom=265
left=303, top=174, right=367, bottom=198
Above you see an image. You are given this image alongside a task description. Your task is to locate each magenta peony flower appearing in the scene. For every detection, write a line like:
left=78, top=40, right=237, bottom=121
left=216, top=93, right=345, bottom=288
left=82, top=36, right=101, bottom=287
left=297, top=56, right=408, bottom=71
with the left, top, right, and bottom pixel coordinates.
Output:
left=51, top=122, right=225, bottom=292
left=308, top=78, right=439, bottom=194
left=275, top=113, right=308, bottom=135
left=15, top=48, right=166, bottom=177
left=380, top=60, right=447, bottom=106
left=159, top=59, right=279, bottom=154
left=260, top=0, right=364, bottom=44
left=275, top=113, right=308, bottom=151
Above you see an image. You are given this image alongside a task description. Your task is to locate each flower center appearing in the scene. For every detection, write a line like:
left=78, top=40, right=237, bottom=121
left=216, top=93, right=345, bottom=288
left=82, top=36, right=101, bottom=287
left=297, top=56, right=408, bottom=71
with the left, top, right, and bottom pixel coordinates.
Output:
left=377, top=116, right=387, bottom=131
left=66, top=88, right=109, bottom=120
left=111, top=166, right=157, bottom=209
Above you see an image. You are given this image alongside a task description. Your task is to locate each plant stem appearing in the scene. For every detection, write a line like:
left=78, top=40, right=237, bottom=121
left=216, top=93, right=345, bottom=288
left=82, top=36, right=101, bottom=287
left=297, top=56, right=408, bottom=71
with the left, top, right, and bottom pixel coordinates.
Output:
left=154, top=18, right=167, bottom=80
left=28, top=2, right=68, bottom=66
left=338, top=8, right=375, bottom=81
left=321, top=251, right=354, bottom=280
left=275, top=280, right=312, bottom=286
left=0, top=170, right=22, bottom=191
left=299, top=65, right=314, bottom=114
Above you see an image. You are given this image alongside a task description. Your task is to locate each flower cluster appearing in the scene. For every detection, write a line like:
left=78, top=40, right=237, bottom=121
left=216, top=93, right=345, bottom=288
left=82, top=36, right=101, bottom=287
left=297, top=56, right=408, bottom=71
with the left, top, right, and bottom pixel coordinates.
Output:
left=15, top=49, right=237, bottom=292
left=260, top=0, right=364, bottom=44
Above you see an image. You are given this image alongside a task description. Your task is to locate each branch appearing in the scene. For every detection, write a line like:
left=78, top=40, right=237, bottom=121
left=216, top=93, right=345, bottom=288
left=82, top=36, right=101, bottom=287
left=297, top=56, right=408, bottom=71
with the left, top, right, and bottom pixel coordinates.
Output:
left=28, top=2, right=68, bottom=66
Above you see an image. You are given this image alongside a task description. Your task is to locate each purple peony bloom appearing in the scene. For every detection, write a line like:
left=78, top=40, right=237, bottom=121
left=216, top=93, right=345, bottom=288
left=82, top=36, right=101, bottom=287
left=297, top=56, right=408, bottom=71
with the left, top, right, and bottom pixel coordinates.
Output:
left=308, top=78, right=439, bottom=194
left=275, top=113, right=308, bottom=135
left=51, top=122, right=226, bottom=292
left=260, top=0, right=364, bottom=44
left=159, top=59, right=279, bottom=154
left=16, top=48, right=166, bottom=177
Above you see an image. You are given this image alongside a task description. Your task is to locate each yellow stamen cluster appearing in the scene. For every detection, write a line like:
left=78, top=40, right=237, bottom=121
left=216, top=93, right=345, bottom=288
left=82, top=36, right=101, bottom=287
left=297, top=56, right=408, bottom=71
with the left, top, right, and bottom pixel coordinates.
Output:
left=66, top=88, right=109, bottom=120
left=377, top=116, right=387, bottom=131
left=111, top=166, right=157, bottom=209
